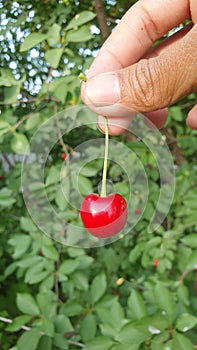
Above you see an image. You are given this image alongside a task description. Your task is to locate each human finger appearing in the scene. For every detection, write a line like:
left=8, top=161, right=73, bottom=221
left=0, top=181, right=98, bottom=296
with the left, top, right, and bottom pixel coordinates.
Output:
left=86, top=0, right=191, bottom=78
left=83, top=25, right=197, bottom=133
left=187, top=104, right=197, bottom=129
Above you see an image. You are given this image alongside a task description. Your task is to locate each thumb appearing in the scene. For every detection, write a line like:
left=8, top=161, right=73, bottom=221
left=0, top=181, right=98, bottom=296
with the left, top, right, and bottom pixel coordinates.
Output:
left=83, top=25, right=197, bottom=126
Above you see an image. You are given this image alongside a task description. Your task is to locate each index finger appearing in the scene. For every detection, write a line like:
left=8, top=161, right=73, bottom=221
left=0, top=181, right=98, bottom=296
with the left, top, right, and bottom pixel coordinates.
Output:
left=87, top=0, right=191, bottom=76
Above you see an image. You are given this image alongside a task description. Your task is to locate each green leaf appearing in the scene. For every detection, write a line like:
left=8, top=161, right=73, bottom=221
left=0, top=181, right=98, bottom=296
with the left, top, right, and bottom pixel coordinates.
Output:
left=17, top=256, right=42, bottom=269
left=67, top=247, right=85, bottom=257
left=76, top=255, right=94, bottom=269
left=55, top=186, right=68, bottom=211
left=20, top=32, right=46, bottom=51
left=162, top=340, right=173, bottom=350
left=11, top=133, right=30, bottom=154
left=170, top=106, right=183, bottom=121
left=6, top=315, right=32, bottom=332
left=53, top=333, right=68, bottom=349
left=154, top=282, right=175, bottom=321
left=103, top=248, right=119, bottom=273
left=36, top=291, right=56, bottom=317
left=185, top=250, right=197, bottom=269
left=111, top=345, right=134, bottom=350
left=61, top=300, right=83, bottom=316
left=151, top=331, right=169, bottom=348
left=91, top=272, right=107, bottom=304
left=25, top=269, right=51, bottom=285
left=0, top=187, right=16, bottom=207
left=0, top=121, right=11, bottom=136
left=129, top=244, right=143, bottom=263
left=84, top=336, right=114, bottom=350
left=45, top=48, right=64, bottom=69
left=71, top=271, right=89, bottom=291
left=4, top=85, right=20, bottom=103
left=96, top=300, right=125, bottom=331
left=54, top=81, right=68, bottom=103
left=54, top=315, right=74, bottom=334
left=45, top=166, right=60, bottom=186
left=80, top=162, right=99, bottom=177
left=177, top=284, right=189, bottom=306
left=181, top=234, right=197, bottom=248
left=47, top=23, right=61, bottom=46
left=17, top=328, right=41, bottom=350
left=0, top=68, right=19, bottom=86
left=37, top=336, right=52, bottom=350
left=66, top=11, right=96, bottom=30
left=40, top=317, right=54, bottom=337
left=4, top=262, right=18, bottom=278
left=176, top=313, right=197, bottom=332
left=17, top=293, right=40, bottom=316
left=59, top=259, right=79, bottom=275
left=20, top=216, right=37, bottom=232
left=171, top=333, right=194, bottom=350
left=42, top=245, right=59, bottom=261
left=8, top=234, right=32, bottom=259
left=77, top=108, right=98, bottom=129
left=25, top=113, right=41, bottom=130
left=66, top=25, right=92, bottom=43
left=115, top=321, right=149, bottom=345
left=140, top=313, right=169, bottom=335
left=78, top=174, right=93, bottom=196
left=128, top=289, right=147, bottom=320
left=80, top=314, right=97, bottom=342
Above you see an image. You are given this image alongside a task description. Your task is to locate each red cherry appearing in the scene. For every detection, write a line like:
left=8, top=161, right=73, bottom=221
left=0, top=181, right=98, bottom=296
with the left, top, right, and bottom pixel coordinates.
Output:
left=80, top=193, right=128, bottom=238
left=61, top=153, right=67, bottom=160
left=0, top=176, right=3, bottom=180
left=135, top=208, right=141, bottom=215
left=154, top=259, right=160, bottom=267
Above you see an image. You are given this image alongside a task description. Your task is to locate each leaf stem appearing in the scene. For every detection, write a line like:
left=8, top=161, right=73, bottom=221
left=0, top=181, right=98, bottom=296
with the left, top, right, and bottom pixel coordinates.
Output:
left=101, top=117, right=109, bottom=197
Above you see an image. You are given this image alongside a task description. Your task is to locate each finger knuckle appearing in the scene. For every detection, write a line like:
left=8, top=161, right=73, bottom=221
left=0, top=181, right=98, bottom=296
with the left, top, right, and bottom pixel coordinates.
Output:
left=122, top=59, right=167, bottom=111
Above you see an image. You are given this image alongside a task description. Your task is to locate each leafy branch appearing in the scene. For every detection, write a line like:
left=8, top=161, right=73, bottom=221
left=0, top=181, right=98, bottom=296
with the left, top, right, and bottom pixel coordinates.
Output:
left=0, top=316, right=85, bottom=348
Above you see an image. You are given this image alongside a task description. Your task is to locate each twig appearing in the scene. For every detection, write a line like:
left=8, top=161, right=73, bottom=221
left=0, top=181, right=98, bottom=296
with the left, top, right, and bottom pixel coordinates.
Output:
left=178, top=269, right=191, bottom=282
left=54, top=245, right=62, bottom=313
left=0, top=316, right=85, bottom=348
left=0, top=316, right=31, bottom=332
left=68, top=340, right=85, bottom=348
left=13, top=112, right=34, bottom=130
left=1, top=154, right=14, bottom=169
left=94, top=0, right=110, bottom=42
left=54, top=108, right=68, bottom=154
left=0, top=96, right=61, bottom=105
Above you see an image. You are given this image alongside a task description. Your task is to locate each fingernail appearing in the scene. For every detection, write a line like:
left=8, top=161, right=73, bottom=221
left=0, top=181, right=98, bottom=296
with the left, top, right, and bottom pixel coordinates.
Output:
left=86, top=73, right=120, bottom=106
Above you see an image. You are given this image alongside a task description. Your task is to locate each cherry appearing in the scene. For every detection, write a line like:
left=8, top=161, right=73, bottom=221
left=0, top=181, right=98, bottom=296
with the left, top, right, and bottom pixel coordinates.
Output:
left=80, top=193, right=128, bottom=238
left=79, top=111, right=128, bottom=238
left=0, top=176, right=3, bottom=180
left=154, top=259, right=160, bottom=267
left=61, top=153, right=67, bottom=160
left=135, top=208, right=141, bottom=215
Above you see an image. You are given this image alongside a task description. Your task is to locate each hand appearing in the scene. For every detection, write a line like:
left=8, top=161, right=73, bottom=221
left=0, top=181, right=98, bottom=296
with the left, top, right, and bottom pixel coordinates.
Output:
left=81, top=0, right=197, bottom=135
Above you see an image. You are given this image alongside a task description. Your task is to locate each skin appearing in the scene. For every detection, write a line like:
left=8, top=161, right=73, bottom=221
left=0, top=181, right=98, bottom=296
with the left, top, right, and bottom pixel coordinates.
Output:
left=81, top=0, right=197, bottom=135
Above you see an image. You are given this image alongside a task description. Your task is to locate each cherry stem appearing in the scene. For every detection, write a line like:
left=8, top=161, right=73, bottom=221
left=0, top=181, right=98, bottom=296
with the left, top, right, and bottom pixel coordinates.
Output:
left=78, top=74, right=109, bottom=197
left=101, top=117, right=109, bottom=197
left=78, top=73, right=87, bottom=82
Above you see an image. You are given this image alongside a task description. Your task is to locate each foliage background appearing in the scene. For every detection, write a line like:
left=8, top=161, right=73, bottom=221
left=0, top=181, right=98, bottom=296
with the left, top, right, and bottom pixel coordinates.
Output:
left=0, top=0, right=197, bottom=349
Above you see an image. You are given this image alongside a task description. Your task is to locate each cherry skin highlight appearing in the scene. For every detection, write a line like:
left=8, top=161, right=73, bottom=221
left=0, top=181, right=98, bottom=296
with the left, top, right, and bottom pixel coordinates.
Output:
left=80, top=193, right=128, bottom=238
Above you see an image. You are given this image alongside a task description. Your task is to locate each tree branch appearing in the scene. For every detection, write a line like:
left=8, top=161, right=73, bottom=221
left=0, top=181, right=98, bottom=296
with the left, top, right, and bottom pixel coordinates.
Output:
left=0, top=316, right=85, bottom=348
left=0, top=96, right=61, bottom=106
left=94, top=0, right=110, bottom=42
